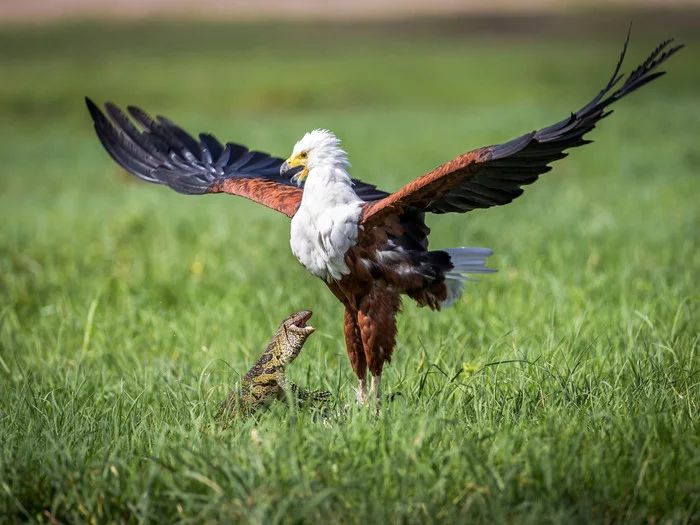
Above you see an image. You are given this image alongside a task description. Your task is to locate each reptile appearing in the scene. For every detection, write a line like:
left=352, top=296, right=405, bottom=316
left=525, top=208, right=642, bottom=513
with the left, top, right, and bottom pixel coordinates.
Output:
left=217, top=310, right=331, bottom=419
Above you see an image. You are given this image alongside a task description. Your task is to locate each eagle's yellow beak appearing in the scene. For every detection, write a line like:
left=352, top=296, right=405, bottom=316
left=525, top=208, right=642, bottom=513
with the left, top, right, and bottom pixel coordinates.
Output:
left=282, top=153, right=309, bottom=186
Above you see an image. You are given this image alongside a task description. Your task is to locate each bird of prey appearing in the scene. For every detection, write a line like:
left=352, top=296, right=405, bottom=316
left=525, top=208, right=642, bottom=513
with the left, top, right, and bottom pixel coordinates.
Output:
left=86, top=34, right=681, bottom=404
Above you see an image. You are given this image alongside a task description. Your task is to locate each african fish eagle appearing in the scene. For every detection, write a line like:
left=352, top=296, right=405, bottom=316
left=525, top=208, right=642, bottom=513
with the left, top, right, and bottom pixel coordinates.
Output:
left=86, top=34, right=682, bottom=404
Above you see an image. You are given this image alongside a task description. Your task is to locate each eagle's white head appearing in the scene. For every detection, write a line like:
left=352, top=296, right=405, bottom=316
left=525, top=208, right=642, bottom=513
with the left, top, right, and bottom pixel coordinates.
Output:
left=282, top=129, right=350, bottom=186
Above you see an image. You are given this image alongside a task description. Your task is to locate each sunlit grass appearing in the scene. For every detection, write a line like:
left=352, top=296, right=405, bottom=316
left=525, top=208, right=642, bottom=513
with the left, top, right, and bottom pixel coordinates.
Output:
left=0, top=20, right=698, bottom=524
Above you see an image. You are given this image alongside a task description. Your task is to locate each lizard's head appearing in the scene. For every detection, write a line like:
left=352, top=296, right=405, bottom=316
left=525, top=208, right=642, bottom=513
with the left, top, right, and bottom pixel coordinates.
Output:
left=278, top=310, right=315, bottom=362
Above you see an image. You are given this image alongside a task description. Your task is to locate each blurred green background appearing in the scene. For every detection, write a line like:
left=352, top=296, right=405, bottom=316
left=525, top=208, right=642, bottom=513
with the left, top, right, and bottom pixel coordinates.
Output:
left=0, top=11, right=698, bottom=524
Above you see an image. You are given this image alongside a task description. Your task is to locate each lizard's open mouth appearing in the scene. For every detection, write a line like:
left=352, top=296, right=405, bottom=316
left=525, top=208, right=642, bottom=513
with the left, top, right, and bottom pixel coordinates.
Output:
left=291, top=310, right=315, bottom=334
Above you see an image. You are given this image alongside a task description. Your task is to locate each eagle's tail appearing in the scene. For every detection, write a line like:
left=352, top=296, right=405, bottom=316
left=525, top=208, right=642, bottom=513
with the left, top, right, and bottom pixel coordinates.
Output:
left=442, top=247, right=496, bottom=307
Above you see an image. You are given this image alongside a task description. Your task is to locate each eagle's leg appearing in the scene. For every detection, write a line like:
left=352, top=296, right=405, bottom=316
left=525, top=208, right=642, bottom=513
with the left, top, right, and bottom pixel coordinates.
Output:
left=370, top=373, right=381, bottom=402
left=358, top=378, right=368, bottom=404
left=344, top=308, right=368, bottom=404
left=358, top=288, right=400, bottom=405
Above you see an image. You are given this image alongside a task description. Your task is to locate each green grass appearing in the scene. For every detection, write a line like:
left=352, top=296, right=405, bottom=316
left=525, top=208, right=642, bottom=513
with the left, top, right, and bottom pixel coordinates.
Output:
left=1, top=19, right=699, bottom=524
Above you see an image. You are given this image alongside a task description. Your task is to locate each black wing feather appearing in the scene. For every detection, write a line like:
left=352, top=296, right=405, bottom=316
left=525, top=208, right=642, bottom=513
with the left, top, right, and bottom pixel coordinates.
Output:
left=87, top=98, right=391, bottom=204
left=428, top=33, right=683, bottom=214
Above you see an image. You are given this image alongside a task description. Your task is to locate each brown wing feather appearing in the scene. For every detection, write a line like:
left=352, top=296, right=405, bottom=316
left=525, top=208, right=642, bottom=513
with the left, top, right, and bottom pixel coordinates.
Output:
left=361, top=35, right=683, bottom=227
left=212, top=178, right=303, bottom=217
left=361, top=147, right=494, bottom=224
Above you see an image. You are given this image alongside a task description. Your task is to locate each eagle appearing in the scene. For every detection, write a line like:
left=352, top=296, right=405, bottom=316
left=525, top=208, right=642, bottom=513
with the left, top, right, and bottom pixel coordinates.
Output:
left=86, top=34, right=681, bottom=404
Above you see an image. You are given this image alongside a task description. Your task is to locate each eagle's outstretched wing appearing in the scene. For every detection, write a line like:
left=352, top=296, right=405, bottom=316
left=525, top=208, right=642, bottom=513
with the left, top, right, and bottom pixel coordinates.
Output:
left=361, top=35, right=683, bottom=226
left=86, top=98, right=389, bottom=217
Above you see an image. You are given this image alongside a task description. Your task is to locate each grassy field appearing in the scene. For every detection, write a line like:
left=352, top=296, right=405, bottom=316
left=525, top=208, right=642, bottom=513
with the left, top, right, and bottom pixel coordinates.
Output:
left=1, top=19, right=699, bottom=524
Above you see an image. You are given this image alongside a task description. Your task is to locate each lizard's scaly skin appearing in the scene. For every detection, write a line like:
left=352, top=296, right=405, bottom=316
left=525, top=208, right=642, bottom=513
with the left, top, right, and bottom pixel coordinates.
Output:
left=218, top=310, right=330, bottom=419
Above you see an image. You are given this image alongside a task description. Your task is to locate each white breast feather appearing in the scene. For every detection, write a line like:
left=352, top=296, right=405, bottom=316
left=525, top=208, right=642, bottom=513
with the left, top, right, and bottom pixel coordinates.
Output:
left=290, top=166, right=363, bottom=281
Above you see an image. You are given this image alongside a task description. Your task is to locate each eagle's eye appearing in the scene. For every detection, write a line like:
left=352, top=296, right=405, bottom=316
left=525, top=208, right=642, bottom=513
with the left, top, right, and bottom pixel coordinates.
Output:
left=299, top=151, right=308, bottom=159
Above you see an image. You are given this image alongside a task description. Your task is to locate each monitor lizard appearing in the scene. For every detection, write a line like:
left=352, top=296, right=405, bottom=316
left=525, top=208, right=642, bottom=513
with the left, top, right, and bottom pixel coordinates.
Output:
left=217, top=310, right=331, bottom=419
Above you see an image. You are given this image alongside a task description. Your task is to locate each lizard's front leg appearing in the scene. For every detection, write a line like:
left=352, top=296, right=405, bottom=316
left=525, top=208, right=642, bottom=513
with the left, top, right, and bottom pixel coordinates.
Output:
left=289, top=381, right=332, bottom=405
